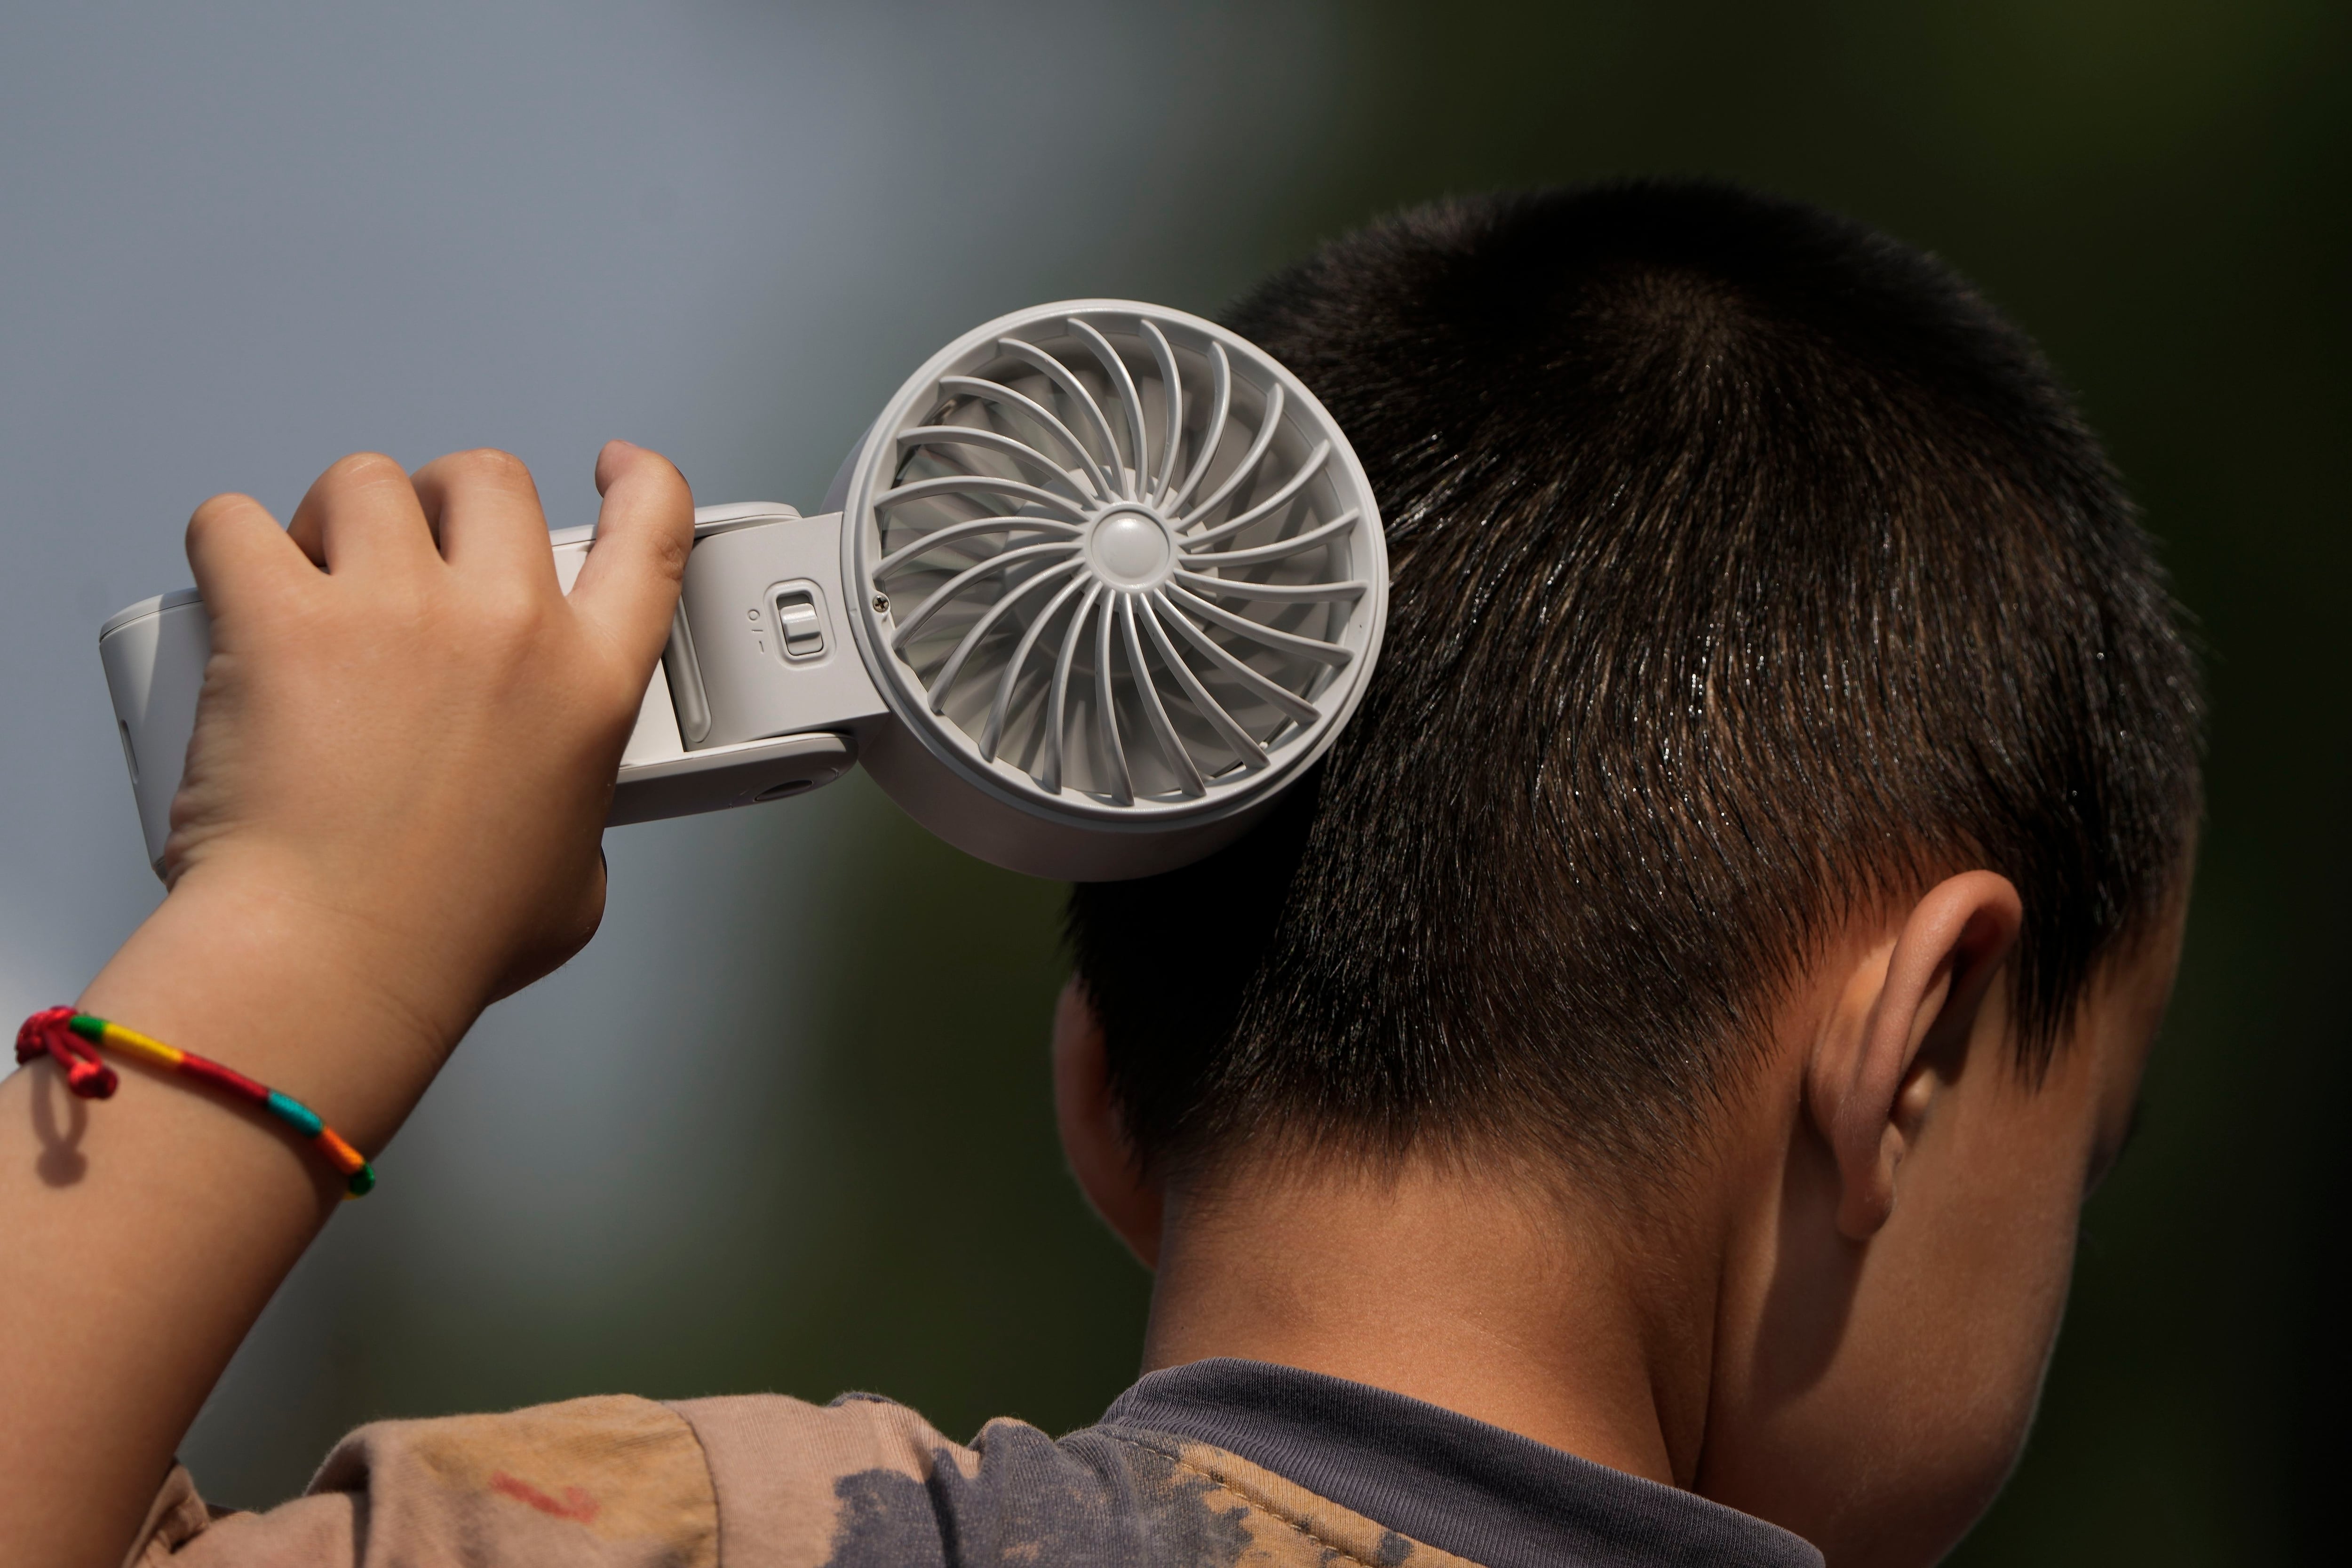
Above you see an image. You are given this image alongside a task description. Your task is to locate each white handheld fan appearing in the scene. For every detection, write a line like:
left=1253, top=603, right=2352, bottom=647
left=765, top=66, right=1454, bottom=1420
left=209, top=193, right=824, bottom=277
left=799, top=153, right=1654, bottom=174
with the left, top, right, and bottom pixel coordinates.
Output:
left=98, top=301, right=1388, bottom=882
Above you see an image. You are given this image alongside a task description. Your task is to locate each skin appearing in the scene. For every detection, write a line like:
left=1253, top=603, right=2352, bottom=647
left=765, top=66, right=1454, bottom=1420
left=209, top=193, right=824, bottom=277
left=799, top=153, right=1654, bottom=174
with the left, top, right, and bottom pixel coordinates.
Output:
left=1056, top=875, right=2185, bottom=1567
left=0, top=443, right=693, bottom=1568
left=0, top=439, right=2180, bottom=1567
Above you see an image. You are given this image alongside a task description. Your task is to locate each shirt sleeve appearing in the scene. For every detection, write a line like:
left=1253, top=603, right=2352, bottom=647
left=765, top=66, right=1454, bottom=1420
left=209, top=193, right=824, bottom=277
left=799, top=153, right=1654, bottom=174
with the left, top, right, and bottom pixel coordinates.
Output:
left=124, top=1394, right=718, bottom=1567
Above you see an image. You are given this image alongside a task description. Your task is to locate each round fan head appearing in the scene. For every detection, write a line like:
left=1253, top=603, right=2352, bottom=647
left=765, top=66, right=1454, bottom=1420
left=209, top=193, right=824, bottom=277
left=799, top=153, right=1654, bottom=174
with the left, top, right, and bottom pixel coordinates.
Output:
left=837, top=300, right=1387, bottom=880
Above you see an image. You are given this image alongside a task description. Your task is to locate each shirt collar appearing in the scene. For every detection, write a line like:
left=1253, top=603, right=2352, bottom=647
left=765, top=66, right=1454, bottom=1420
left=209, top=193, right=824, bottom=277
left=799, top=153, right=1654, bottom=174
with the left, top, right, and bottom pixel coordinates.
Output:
left=1099, top=1358, right=1822, bottom=1568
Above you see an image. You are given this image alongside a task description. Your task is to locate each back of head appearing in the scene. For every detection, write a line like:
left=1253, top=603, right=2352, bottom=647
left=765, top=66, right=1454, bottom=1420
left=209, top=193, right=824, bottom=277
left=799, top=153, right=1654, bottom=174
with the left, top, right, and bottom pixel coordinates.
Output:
left=1069, top=182, right=2202, bottom=1190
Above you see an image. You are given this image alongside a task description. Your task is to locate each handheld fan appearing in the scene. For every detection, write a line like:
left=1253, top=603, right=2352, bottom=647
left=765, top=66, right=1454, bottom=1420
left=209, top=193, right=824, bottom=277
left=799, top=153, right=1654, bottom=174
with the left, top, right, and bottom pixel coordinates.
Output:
left=98, top=301, right=1387, bottom=882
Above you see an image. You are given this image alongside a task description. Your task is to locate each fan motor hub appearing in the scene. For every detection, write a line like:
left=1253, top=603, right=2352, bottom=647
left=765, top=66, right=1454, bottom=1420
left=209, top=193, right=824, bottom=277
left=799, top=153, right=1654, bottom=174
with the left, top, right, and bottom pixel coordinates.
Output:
left=1086, top=505, right=1175, bottom=588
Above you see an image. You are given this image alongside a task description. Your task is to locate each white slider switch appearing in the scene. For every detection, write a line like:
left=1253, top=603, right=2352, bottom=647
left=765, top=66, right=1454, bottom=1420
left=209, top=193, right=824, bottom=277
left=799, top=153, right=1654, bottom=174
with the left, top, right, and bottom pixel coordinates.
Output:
left=775, top=589, right=825, bottom=659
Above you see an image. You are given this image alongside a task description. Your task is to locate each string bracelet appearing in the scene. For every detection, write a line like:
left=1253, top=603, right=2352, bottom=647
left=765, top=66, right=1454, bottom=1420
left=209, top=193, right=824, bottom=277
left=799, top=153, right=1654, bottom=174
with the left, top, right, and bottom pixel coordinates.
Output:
left=15, top=1006, right=375, bottom=1197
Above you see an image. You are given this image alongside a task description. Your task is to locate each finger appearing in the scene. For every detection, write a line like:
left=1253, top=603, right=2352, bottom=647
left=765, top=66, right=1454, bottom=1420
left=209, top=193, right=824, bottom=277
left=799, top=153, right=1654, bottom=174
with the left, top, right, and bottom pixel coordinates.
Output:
left=411, top=448, right=560, bottom=589
left=284, top=452, right=438, bottom=575
left=185, top=492, right=318, bottom=628
left=569, top=441, right=693, bottom=673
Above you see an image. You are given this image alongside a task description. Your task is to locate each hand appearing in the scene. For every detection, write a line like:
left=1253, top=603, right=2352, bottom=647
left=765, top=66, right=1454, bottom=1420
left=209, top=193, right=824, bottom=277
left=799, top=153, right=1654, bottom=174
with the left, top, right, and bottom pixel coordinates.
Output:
left=1, top=441, right=692, bottom=1568
left=167, top=442, right=692, bottom=1059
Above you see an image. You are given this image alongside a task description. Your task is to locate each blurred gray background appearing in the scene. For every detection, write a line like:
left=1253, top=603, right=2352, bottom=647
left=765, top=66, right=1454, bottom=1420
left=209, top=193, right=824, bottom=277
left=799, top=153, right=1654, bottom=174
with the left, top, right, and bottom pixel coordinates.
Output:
left=3, top=4, right=2344, bottom=1563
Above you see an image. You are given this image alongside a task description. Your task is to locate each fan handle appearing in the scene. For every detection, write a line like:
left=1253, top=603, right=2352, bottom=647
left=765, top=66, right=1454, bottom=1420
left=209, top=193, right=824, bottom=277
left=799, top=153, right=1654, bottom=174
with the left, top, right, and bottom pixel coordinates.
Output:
left=98, top=503, right=882, bottom=880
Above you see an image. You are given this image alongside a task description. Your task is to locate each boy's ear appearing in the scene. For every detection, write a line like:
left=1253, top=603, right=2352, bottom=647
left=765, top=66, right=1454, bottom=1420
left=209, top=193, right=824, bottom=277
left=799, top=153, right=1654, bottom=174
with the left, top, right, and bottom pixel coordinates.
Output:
left=1052, top=979, right=1164, bottom=1269
left=1805, top=871, right=2024, bottom=1241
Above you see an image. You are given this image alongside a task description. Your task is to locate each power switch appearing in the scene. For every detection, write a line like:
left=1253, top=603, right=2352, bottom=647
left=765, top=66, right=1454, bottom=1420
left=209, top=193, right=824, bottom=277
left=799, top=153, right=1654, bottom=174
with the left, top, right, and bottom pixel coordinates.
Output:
left=774, top=589, right=825, bottom=660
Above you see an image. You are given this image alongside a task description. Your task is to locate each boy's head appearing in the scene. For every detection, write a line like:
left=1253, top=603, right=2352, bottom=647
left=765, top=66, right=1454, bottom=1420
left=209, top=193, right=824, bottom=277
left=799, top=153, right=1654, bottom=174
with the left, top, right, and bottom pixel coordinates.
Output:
left=1057, top=183, right=2201, bottom=1560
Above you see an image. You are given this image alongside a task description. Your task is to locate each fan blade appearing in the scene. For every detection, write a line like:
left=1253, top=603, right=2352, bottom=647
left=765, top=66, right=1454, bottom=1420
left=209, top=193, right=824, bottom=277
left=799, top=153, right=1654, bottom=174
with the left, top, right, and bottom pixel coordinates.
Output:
left=1182, top=441, right=1330, bottom=547
left=1151, top=589, right=1327, bottom=724
left=938, top=375, right=1119, bottom=502
left=890, top=540, right=1081, bottom=652
left=1163, top=583, right=1355, bottom=670
left=1180, top=508, right=1359, bottom=569
left=1179, top=383, right=1285, bottom=528
left=1043, top=583, right=1104, bottom=795
left=1071, top=319, right=1150, bottom=500
left=1120, top=593, right=1205, bottom=796
left=1172, top=570, right=1369, bottom=604
left=897, top=426, right=1085, bottom=489
left=995, top=338, right=1128, bottom=499
left=1136, top=318, right=1184, bottom=504
left=925, top=556, right=1086, bottom=712
left=1093, top=589, right=1133, bottom=805
left=982, top=571, right=1094, bottom=762
left=1161, top=343, right=1231, bottom=517
left=877, top=516, right=1082, bottom=577
left=1139, top=595, right=1271, bottom=772
left=877, top=474, right=1089, bottom=524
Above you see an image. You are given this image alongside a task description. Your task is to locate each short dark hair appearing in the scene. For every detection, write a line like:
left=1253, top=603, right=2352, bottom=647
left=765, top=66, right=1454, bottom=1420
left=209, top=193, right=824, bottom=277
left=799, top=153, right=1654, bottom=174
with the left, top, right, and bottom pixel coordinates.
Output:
left=1067, top=183, right=2203, bottom=1186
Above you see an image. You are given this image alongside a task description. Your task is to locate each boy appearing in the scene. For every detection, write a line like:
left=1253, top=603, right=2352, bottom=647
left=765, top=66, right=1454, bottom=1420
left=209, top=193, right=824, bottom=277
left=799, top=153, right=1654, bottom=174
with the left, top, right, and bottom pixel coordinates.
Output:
left=0, top=182, right=2200, bottom=1567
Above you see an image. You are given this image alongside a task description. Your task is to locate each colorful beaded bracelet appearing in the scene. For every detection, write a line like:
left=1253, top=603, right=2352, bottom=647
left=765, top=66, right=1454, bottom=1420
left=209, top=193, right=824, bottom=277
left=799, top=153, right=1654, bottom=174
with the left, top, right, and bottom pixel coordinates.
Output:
left=15, top=1006, right=375, bottom=1197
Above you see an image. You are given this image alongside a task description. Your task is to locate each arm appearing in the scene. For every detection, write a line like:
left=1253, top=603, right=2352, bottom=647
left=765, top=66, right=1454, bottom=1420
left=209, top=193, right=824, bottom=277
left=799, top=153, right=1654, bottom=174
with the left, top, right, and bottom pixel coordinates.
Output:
left=0, top=441, right=692, bottom=1568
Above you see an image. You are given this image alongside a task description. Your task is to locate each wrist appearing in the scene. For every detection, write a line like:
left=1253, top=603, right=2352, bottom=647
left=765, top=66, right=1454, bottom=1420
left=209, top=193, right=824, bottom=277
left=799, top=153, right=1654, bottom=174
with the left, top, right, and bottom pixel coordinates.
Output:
left=77, top=861, right=479, bottom=1152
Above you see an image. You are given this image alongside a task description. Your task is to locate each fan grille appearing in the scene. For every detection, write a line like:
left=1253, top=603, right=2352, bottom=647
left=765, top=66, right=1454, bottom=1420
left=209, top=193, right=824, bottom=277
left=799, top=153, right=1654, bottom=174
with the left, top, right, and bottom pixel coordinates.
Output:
left=848, top=304, right=1383, bottom=822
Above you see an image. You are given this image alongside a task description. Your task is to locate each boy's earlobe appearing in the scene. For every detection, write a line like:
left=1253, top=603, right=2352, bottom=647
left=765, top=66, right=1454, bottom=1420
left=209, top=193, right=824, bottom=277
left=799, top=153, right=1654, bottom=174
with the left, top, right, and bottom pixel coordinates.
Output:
left=1804, top=872, right=2024, bottom=1241
left=1051, top=979, right=1164, bottom=1269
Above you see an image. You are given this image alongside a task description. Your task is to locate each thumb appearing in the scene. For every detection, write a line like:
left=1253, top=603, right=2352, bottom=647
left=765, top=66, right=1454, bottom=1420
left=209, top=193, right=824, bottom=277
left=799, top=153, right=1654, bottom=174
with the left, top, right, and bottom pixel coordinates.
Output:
left=570, top=440, right=694, bottom=673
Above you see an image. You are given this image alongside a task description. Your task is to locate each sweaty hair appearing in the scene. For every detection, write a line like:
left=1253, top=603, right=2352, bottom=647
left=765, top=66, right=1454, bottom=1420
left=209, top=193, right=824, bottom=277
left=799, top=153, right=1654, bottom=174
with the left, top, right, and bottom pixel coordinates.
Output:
left=1066, top=183, right=2203, bottom=1185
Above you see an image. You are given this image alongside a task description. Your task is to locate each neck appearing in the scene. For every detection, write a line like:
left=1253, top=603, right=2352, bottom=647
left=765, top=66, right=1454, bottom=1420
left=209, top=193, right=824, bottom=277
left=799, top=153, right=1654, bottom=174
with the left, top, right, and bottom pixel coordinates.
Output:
left=1138, top=1159, right=1720, bottom=1487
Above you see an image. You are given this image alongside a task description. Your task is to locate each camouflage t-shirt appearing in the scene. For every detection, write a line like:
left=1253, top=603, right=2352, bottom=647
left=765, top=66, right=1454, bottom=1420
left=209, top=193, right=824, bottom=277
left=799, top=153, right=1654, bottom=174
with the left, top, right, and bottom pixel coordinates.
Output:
left=129, top=1357, right=1821, bottom=1567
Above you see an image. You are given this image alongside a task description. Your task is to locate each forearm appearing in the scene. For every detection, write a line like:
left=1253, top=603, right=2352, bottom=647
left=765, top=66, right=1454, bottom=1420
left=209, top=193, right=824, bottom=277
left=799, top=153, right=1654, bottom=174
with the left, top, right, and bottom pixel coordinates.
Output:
left=0, top=871, right=460, bottom=1568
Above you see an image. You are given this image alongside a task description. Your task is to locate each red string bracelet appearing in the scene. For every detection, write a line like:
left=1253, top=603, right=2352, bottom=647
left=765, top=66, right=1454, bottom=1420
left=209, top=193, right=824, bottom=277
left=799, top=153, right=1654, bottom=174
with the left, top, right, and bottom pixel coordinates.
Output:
left=15, top=1007, right=375, bottom=1197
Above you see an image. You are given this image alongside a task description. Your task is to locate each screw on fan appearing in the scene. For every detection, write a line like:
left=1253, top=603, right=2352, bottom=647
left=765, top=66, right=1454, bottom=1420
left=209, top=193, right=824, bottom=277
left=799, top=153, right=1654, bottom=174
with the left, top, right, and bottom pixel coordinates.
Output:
left=867, top=314, right=1372, bottom=807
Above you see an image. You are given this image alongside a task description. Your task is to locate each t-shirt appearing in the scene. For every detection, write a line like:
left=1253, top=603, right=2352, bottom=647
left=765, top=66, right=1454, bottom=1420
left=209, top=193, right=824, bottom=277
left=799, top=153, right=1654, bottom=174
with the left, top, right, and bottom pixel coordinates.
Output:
left=128, top=1357, right=1822, bottom=1566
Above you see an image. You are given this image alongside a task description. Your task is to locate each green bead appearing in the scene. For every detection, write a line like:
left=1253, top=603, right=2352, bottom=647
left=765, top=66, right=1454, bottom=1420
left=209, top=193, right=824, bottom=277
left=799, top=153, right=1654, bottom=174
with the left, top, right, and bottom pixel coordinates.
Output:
left=345, top=1165, right=377, bottom=1197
